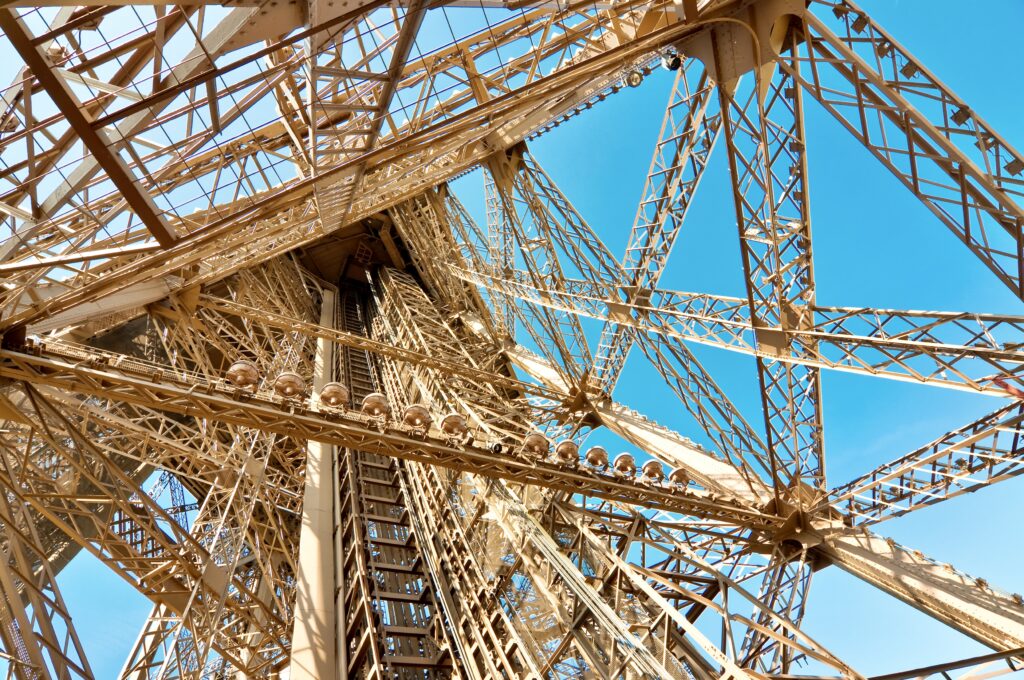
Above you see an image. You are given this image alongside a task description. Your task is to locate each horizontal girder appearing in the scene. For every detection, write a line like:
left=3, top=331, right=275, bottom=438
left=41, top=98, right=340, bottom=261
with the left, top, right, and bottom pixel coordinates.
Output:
left=454, top=266, right=1024, bottom=396
left=0, top=342, right=776, bottom=527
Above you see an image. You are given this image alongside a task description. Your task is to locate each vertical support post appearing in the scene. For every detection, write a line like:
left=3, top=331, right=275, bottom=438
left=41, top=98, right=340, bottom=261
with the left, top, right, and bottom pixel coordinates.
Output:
left=288, top=289, right=337, bottom=679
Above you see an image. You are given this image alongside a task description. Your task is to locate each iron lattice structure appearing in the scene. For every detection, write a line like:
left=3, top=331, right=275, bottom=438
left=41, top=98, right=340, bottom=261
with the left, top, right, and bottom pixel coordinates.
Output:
left=0, top=0, right=1022, bottom=677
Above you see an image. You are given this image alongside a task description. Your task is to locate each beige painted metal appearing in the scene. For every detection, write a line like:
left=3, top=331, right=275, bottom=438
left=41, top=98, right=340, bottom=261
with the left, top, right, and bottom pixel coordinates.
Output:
left=824, top=533, right=1024, bottom=651
left=505, top=343, right=768, bottom=503
left=0, top=0, right=1023, bottom=677
left=287, top=288, right=337, bottom=680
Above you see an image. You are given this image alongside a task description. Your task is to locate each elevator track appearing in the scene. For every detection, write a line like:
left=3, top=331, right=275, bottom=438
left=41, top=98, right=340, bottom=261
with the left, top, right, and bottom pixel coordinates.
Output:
left=335, top=286, right=454, bottom=679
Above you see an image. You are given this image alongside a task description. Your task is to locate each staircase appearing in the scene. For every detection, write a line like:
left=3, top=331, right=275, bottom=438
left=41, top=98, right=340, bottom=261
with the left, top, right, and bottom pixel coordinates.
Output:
left=335, top=285, right=454, bottom=679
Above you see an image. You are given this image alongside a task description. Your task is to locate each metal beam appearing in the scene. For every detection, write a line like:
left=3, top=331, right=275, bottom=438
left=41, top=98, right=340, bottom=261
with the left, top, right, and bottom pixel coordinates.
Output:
left=0, top=9, right=177, bottom=247
left=825, top=403, right=1024, bottom=525
left=287, top=288, right=337, bottom=679
left=823, top=532, right=1024, bottom=652
left=0, top=343, right=775, bottom=527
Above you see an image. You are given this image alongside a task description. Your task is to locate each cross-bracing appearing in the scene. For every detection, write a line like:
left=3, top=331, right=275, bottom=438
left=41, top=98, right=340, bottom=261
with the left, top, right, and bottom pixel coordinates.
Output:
left=1, top=0, right=1024, bottom=678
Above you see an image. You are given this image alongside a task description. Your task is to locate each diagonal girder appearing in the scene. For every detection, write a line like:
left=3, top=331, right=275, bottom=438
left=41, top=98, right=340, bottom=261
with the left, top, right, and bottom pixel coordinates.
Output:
left=477, top=150, right=775, bottom=475
left=454, top=266, right=1024, bottom=397
left=0, top=0, right=715, bottom=333
left=821, top=532, right=1024, bottom=652
left=826, top=402, right=1024, bottom=525
left=504, top=342, right=770, bottom=503
left=630, top=331, right=774, bottom=488
left=0, top=461, right=94, bottom=680
left=0, top=385, right=289, bottom=675
left=0, top=9, right=176, bottom=248
left=737, top=558, right=812, bottom=673
left=787, top=2, right=1024, bottom=299
left=593, top=58, right=721, bottom=395
left=487, top=148, right=598, bottom=384
left=701, top=11, right=824, bottom=491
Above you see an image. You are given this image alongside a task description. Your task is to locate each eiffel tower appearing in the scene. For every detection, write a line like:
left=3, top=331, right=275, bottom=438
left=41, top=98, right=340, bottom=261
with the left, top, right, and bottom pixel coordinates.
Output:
left=0, top=0, right=1023, bottom=678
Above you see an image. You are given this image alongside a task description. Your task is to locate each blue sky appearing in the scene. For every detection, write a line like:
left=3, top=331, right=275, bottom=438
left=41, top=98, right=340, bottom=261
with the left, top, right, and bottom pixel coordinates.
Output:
left=458, top=0, right=1024, bottom=673
left=16, top=0, right=1024, bottom=677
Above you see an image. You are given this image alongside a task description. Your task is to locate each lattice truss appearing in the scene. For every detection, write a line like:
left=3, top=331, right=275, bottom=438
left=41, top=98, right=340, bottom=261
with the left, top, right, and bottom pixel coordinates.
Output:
left=0, top=0, right=1023, bottom=677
